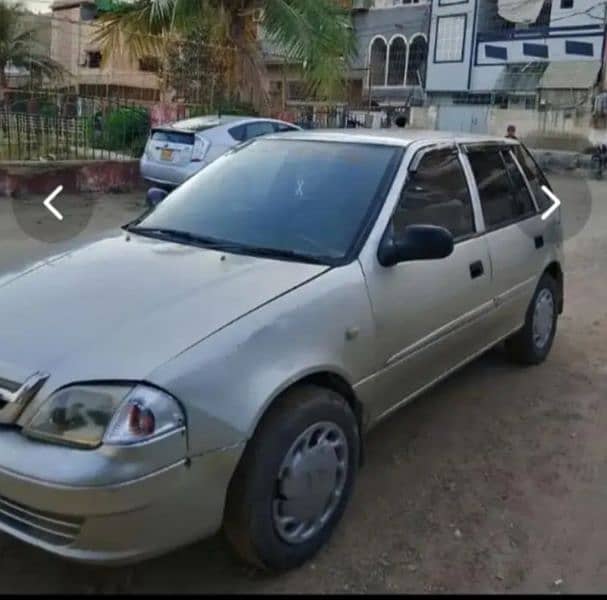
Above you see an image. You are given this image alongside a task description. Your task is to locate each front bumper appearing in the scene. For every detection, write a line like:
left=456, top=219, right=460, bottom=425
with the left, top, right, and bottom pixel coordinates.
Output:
left=0, top=430, right=244, bottom=565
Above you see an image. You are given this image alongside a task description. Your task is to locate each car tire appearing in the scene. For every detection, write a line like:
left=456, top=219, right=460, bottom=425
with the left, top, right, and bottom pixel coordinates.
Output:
left=224, top=384, right=359, bottom=572
left=505, top=273, right=558, bottom=365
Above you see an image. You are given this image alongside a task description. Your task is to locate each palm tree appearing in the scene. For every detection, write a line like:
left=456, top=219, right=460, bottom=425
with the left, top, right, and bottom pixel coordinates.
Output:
left=94, top=0, right=361, bottom=110
left=0, top=1, right=65, bottom=104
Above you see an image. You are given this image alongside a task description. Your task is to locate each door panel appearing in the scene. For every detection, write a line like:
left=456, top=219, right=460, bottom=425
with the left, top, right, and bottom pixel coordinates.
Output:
left=359, top=237, right=494, bottom=421
left=483, top=218, right=545, bottom=338
left=464, top=145, right=548, bottom=336
left=358, top=147, right=495, bottom=422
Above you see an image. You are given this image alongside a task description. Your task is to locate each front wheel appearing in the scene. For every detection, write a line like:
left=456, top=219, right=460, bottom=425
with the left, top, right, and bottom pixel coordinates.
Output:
left=224, top=385, right=359, bottom=571
left=505, top=273, right=558, bottom=365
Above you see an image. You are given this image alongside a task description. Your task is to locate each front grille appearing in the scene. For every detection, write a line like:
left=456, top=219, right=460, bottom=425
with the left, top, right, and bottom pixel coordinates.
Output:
left=0, top=495, right=83, bottom=546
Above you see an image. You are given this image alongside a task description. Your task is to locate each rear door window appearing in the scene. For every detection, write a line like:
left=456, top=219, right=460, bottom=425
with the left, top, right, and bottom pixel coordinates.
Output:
left=228, top=124, right=246, bottom=142
left=229, top=121, right=277, bottom=142
left=245, top=121, right=276, bottom=140
left=467, top=146, right=532, bottom=229
left=500, top=150, right=537, bottom=216
left=512, top=145, right=552, bottom=211
left=273, top=122, right=298, bottom=133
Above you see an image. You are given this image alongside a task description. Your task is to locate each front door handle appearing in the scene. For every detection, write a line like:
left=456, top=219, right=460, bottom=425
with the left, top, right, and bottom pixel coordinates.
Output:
left=470, top=260, right=484, bottom=279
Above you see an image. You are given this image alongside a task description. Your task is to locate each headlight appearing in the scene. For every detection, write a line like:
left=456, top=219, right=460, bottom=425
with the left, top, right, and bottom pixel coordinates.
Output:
left=24, top=384, right=185, bottom=449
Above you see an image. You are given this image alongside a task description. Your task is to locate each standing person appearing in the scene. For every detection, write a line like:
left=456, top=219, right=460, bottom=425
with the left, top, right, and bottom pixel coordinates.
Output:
left=506, top=124, right=518, bottom=139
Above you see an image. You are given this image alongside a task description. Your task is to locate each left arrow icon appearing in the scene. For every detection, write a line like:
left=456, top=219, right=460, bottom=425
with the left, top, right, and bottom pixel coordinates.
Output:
left=43, top=185, right=64, bottom=221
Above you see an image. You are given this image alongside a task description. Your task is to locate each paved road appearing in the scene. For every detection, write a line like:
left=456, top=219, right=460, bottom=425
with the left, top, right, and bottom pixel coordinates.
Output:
left=0, top=176, right=605, bottom=593
left=0, top=192, right=145, bottom=276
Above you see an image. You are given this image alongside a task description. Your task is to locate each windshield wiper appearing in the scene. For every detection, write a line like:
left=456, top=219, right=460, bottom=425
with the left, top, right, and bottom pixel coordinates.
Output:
left=124, top=226, right=233, bottom=249
left=227, top=245, right=332, bottom=265
left=124, top=225, right=333, bottom=265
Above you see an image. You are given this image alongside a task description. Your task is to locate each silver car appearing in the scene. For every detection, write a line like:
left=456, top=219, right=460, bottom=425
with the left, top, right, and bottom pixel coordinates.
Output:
left=139, top=114, right=301, bottom=188
left=0, top=130, right=563, bottom=570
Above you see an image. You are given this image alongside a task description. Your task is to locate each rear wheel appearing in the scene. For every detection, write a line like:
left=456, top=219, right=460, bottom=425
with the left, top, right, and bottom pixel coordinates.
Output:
left=224, top=385, right=359, bottom=571
left=505, top=273, right=558, bottom=365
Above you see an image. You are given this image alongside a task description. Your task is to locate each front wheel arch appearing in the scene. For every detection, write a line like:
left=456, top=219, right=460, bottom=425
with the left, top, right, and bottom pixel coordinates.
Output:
left=223, top=383, right=360, bottom=571
left=248, top=371, right=366, bottom=467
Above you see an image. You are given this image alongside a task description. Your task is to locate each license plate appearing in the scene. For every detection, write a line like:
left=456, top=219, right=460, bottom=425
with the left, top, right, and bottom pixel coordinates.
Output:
left=160, top=148, right=173, bottom=161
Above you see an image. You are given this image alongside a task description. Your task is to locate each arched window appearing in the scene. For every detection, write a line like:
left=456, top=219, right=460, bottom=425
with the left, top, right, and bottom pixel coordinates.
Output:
left=407, top=35, right=428, bottom=87
left=387, top=36, right=408, bottom=86
left=369, top=37, right=387, bottom=86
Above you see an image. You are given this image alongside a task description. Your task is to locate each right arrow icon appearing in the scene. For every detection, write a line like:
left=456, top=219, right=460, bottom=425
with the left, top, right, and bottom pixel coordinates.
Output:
left=540, top=185, right=561, bottom=221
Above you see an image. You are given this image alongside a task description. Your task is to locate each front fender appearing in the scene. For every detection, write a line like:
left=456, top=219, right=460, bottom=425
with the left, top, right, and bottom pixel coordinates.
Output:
left=147, top=262, right=377, bottom=456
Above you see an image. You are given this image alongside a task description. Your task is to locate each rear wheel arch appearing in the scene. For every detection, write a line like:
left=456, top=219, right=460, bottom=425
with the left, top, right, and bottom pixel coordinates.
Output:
left=543, top=261, right=564, bottom=314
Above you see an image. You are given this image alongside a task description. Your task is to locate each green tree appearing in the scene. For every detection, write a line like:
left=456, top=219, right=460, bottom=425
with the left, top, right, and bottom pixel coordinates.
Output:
left=0, top=0, right=65, bottom=103
left=94, top=0, right=360, bottom=109
left=164, top=17, right=229, bottom=107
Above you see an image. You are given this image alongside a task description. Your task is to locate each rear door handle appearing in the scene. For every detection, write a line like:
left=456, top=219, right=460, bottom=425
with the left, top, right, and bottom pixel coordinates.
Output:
left=470, top=260, right=484, bottom=279
left=535, top=235, right=544, bottom=249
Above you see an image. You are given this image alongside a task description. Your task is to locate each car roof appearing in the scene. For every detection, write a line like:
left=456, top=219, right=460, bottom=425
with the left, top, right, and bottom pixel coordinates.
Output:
left=169, top=115, right=248, bottom=131
left=263, top=128, right=519, bottom=147
left=167, top=115, right=299, bottom=133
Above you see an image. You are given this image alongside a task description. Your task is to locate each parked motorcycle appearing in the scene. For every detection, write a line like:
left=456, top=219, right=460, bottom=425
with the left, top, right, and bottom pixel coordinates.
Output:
left=591, top=144, right=607, bottom=180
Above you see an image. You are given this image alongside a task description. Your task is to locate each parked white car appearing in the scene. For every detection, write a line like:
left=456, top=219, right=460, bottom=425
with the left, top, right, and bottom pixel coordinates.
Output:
left=140, top=115, right=301, bottom=188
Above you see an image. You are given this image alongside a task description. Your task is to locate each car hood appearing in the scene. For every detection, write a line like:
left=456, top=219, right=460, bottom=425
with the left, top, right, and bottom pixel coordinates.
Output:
left=0, top=232, right=328, bottom=385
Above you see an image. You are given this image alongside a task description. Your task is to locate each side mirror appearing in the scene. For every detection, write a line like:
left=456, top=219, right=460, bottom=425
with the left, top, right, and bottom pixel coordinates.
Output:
left=378, top=224, right=454, bottom=267
left=146, top=187, right=168, bottom=209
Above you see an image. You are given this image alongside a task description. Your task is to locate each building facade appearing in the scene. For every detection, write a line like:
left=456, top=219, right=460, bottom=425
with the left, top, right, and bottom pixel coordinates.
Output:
left=353, top=0, right=431, bottom=105
left=426, top=0, right=605, bottom=102
left=50, top=0, right=161, bottom=102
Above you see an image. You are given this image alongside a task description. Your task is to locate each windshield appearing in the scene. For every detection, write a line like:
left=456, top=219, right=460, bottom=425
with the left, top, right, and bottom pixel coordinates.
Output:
left=133, top=139, right=401, bottom=264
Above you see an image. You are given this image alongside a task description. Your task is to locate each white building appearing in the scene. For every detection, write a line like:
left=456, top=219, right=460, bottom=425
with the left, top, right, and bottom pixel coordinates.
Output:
left=426, top=1, right=604, bottom=99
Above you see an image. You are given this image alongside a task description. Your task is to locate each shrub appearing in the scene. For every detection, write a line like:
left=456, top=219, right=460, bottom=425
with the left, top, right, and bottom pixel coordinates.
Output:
left=96, top=106, right=150, bottom=155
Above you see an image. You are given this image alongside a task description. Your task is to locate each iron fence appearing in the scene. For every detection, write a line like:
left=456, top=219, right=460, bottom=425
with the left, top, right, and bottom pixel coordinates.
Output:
left=1, top=90, right=601, bottom=162
left=280, top=103, right=411, bottom=130
left=0, top=91, right=155, bottom=161
left=2, top=1, right=606, bottom=161
left=0, top=112, right=88, bottom=161
left=0, top=88, right=414, bottom=161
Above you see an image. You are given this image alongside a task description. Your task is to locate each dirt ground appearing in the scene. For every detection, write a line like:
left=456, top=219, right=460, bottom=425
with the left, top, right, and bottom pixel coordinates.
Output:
left=0, top=175, right=606, bottom=593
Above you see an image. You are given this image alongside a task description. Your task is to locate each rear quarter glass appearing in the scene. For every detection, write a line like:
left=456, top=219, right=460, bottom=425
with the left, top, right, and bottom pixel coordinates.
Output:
left=228, top=125, right=246, bottom=142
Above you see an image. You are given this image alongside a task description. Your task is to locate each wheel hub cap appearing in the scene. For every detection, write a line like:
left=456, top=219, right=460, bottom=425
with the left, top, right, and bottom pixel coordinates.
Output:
left=533, top=288, right=555, bottom=349
left=273, top=422, right=348, bottom=544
